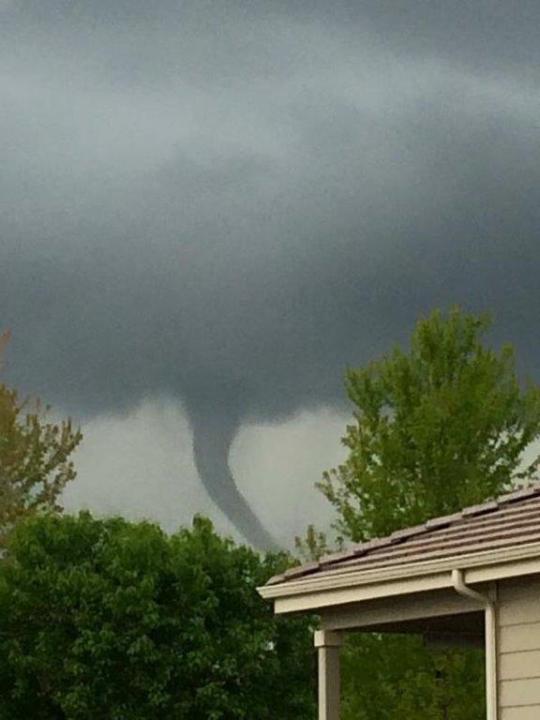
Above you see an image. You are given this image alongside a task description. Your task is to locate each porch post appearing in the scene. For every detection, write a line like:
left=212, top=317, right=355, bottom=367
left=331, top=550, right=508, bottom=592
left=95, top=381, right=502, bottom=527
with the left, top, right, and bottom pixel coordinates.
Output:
left=314, top=629, right=343, bottom=720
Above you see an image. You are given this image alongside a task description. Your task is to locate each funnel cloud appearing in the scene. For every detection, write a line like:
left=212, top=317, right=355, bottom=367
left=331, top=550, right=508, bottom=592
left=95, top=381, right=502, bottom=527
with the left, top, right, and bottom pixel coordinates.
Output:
left=1, top=1, right=540, bottom=545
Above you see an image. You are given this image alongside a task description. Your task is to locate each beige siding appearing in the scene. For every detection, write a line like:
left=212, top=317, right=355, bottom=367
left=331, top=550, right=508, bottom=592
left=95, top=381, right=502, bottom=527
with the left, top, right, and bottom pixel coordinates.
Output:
left=500, top=623, right=540, bottom=653
left=500, top=651, right=540, bottom=680
left=502, top=709, right=540, bottom=720
left=498, top=576, right=540, bottom=720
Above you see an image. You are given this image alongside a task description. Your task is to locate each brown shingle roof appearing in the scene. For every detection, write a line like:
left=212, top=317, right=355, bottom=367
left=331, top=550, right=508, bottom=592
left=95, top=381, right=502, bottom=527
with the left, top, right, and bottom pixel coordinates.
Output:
left=268, top=483, right=540, bottom=586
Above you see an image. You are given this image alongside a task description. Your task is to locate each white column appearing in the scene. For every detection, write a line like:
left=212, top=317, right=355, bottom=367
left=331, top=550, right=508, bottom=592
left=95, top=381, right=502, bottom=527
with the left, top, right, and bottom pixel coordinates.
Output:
left=314, top=630, right=343, bottom=720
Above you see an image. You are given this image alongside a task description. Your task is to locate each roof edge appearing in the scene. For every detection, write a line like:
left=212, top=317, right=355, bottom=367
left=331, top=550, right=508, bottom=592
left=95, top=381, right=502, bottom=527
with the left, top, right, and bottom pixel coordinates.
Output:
left=258, top=538, right=540, bottom=606
left=267, top=482, right=540, bottom=587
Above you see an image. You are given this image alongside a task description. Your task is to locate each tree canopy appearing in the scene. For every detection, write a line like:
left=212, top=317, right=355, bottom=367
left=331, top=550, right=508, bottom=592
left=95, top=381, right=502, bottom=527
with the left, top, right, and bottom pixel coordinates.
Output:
left=303, top=308, right=540, bottom=720
left=0, top=333, right=81, bottom=542
left=0, top=388, right=82, bottom=540
left=320, top=308, right=540, bottom=542
left=0, top=512, right=315, bottom=720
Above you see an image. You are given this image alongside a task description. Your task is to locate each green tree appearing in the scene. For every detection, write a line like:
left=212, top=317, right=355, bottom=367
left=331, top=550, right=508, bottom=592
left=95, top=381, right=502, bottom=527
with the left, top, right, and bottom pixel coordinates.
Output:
left=341, top=634, right=485, bottom=720
left=0, top=512, right=315, bottom=720
left=0, top=389, right=82, bottom=539
left=0, top=333, right=82, bottom=541
left=321, top=308, right=540, bottom=542
left=309, top=308, right=540, bottom=720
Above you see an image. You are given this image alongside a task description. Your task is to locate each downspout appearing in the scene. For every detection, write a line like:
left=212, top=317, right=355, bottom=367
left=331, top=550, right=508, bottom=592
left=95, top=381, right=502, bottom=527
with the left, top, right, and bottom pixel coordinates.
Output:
left=452, top=569, right=497, bottom=720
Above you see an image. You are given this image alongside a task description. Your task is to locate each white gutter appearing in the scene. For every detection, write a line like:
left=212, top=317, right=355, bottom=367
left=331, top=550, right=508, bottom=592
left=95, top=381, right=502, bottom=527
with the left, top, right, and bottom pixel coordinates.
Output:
left=452, top=569, right=497, bottom=720
left=260, top=539, right=540, bottom=600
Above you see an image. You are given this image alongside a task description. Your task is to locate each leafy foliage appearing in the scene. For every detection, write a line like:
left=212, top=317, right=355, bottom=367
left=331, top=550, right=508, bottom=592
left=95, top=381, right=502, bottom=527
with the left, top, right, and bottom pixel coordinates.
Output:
left=320, top=308, right=540, bottom=541
left=303, top=308, right=538, bottom=719
left=0, top=336, right=82, bottom=541
left=342, top=635, right=485, bottom=720
left=294, top=523, right=338, bottom=562
left=0, top=513, right=315, bottom=720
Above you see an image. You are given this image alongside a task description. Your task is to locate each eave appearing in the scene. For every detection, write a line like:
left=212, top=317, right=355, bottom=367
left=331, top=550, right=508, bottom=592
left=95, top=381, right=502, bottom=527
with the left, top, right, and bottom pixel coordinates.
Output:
left=258, top=540, right=540, bottom=614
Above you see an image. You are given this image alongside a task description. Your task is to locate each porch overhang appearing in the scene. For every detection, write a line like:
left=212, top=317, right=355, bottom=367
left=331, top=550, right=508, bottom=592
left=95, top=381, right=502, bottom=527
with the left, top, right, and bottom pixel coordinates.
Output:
left=260, top=486, right=540, bottom=720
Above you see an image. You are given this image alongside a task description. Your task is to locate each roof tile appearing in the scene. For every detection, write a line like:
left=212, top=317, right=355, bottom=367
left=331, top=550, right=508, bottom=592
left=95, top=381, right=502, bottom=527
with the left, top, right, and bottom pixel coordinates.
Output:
left=425, top=511, right=463, bottom=529
left=267, top=482, right=540, bottom=587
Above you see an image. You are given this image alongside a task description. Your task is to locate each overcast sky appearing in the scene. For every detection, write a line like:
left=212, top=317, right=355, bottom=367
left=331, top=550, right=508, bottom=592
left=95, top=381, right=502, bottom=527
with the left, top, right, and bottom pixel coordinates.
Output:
left=1, top=1, right=539, bottom=547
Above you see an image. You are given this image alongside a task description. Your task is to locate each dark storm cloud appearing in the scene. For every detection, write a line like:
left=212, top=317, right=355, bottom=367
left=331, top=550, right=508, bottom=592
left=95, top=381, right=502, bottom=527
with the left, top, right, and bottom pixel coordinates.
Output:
left=1, top=1, right=539, bottom=543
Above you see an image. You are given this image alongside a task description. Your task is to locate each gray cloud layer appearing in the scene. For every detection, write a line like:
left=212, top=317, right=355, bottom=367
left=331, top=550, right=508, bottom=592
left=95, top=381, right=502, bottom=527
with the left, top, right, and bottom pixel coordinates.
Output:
left=1, top=1, right=539, bottom=542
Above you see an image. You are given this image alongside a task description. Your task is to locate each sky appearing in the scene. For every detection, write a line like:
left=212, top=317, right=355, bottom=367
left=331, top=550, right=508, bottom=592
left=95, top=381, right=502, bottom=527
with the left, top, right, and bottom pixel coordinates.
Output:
left=1, top=1, right=540, bottom=547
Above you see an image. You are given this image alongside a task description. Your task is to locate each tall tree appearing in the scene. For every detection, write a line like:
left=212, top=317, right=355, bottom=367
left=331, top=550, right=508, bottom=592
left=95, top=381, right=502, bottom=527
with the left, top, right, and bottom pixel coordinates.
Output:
left=320, top=308, right=540, bottom=542
left=0, top=333, right=82, bottom=541
left=306, top=308, right=540, bottom=720
left=0, top=513, right=315, bottom=719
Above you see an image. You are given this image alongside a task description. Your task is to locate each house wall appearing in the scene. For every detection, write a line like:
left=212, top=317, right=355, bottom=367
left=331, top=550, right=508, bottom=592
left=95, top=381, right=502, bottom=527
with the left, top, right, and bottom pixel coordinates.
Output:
left=498, top=575, right=540, bottom=720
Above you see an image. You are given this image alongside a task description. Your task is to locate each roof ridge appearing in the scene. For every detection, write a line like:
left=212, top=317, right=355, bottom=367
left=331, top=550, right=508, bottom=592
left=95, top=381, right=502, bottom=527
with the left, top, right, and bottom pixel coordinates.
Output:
left=492, top=481, right=540, bottom=506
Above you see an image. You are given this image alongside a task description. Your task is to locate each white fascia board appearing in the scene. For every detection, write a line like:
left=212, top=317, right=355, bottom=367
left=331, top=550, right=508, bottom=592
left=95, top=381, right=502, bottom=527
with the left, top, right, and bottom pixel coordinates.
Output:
left=258, top=541, right=540, bottom=615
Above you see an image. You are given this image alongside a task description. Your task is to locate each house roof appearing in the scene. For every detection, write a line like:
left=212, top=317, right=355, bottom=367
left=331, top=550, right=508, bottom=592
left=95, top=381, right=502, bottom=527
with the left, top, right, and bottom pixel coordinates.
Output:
left=267, top=483, right=540, bottom=588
